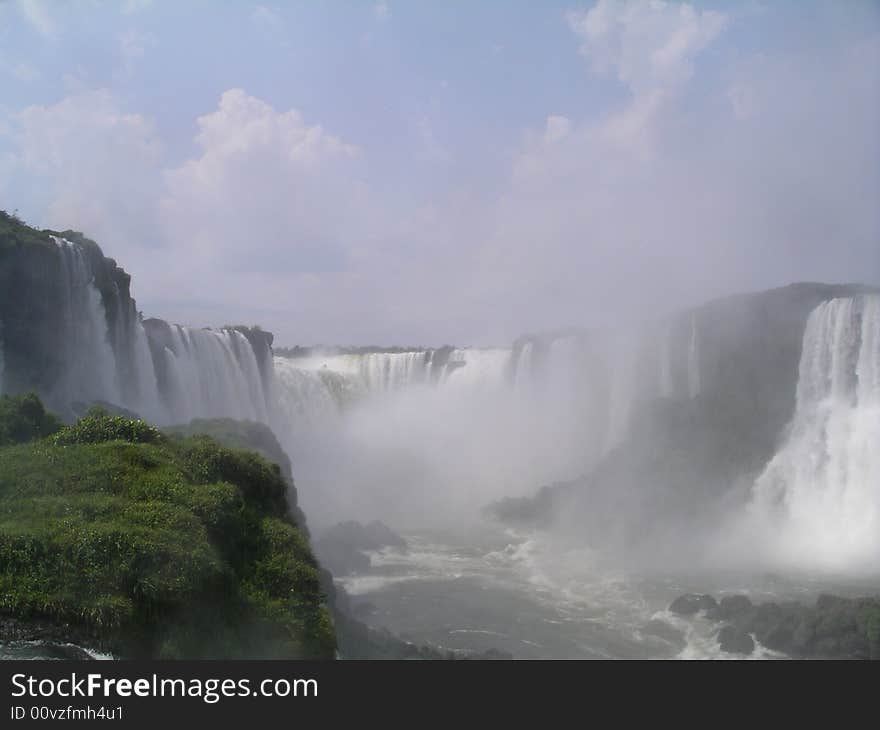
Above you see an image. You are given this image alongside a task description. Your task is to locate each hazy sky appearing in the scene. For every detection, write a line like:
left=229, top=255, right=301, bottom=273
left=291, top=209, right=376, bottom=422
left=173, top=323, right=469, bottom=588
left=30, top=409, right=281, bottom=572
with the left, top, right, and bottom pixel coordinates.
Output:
left=1, top=0, right=878, bottom=346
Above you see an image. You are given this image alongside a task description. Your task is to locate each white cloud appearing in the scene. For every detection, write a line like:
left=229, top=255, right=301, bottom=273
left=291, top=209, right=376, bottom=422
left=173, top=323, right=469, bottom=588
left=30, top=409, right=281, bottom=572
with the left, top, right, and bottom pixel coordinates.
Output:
left=3, top=2, right=877, bottom=345
left=543, top=115, right=572, bottom=144
left=16, top=0, right=56, bottom=38
left=565, top=1, right=726, bottom=151
left=159, top=89, right=364, bottom=307
left=14, top=89, right=164, bottom=261
left=470, top=6, right=880, bottom=336
left=567, top=0, right=726, bottom=95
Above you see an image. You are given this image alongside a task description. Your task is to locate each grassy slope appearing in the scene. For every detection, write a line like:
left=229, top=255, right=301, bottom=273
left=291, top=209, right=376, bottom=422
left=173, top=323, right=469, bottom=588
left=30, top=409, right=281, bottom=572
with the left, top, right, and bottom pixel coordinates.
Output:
left=0, top=398, right=335, bottom=658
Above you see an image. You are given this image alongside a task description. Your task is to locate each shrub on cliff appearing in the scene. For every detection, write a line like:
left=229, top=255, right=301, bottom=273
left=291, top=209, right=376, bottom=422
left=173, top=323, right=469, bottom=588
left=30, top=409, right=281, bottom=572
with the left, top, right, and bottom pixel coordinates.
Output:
left=0, top=399, right=335, bottom=659
left=52, top=408, right=165, bottom=447
left=0, top=393, right=62, bottom=446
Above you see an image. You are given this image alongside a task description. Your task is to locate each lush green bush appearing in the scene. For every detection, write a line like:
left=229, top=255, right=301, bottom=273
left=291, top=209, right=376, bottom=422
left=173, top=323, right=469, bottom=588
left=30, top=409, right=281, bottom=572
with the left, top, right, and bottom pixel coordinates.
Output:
left=0, top=393, right=62, bottom=446
left=0, top=399, right=335, bottom=659
left=52, top=409, right=165, bottom=447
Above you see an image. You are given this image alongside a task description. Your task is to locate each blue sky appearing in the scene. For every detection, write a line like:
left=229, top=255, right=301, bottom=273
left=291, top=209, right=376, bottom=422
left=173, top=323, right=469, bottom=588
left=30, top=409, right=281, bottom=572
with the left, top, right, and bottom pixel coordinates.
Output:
left=1, top=0, right=878, bottom=345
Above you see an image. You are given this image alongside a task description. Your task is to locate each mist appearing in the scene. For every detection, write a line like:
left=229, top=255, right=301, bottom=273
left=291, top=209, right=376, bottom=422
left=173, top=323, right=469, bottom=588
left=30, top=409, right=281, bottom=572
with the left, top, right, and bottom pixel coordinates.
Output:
left=1, top=0, right=879, bottom=661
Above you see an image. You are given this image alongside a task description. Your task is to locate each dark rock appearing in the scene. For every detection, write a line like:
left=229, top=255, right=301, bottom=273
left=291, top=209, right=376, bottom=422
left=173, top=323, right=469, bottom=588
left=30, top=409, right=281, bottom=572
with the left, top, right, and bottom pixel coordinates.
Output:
left=707, top=594, right=753, bottom=621
left=690, top=593, right=880, bottom=659
left=669, top=594, right=719, bottom=616
left=352, top=601, right=377, bottom=618
left=314, top=520, right=406, bottom=576
left=718, top=625, right=755, bottom=655
left=484, top=283, right=880, bottom=552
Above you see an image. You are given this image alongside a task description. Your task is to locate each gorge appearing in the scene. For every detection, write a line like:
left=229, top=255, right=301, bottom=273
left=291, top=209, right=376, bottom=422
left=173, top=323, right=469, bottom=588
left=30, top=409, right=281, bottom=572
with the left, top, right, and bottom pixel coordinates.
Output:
left=1, top=210, right=878, bottom=659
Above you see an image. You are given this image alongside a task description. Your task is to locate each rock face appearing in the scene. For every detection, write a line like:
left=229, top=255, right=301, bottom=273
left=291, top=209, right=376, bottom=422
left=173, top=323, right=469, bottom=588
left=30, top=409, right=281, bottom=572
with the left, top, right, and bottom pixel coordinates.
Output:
left=718, top=625, right=755, bottom=655
left=0, top=214, right=146, bottom=416
left=490, top=282, right=880, bottom=557
left=670, top=594, right=719, bottom=616
left=671, top=593, right=880, bottom=659
left=314, top=520, right=407, bottom=576
left=0, top=213, right=276, bottom=427
left=707, top=595, right=754, bottom=621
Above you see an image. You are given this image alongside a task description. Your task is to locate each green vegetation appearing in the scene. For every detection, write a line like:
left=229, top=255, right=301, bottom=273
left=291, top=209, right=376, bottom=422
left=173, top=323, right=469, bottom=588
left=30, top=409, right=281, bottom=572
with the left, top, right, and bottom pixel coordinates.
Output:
left=53, top=406, right=165, bottom=447
left=0, top=393, right=63, bottom=447
left=0, top=396, right=335, bottom=658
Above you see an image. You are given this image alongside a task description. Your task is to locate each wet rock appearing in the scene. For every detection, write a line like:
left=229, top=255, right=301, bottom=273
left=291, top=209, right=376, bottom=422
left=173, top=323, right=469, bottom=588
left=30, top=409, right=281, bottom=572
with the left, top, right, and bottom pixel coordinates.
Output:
left=669, top=594, right=719, bottom=616
left=718, top=625, right=755, bottom=655
left=352, top=601, right=377, bottom=618
left=707, top=595, right=753, bottom=621
left=691, top=593, right=880, bottom=659
left=314, top=520, right=406, bottom=576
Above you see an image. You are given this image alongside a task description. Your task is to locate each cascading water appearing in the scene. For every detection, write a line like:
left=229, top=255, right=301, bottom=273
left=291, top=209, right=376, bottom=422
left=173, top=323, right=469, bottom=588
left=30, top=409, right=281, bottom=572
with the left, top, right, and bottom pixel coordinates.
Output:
left=3, top=237, right=273, bottom=427
left=156, top=325, right=270, bottom=424
left=687, top=314, right=701, bottom=399
left=658, top=322, right=673, bottom=399
left=748, top=295, right=880, bottom=572
left=52, top=237, right=123, bottom=410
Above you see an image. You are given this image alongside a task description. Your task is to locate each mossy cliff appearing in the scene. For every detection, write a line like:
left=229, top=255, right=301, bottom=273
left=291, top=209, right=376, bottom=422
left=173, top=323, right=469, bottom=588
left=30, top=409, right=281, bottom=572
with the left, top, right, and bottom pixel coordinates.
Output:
left=0, top=395, right=335, bottom=659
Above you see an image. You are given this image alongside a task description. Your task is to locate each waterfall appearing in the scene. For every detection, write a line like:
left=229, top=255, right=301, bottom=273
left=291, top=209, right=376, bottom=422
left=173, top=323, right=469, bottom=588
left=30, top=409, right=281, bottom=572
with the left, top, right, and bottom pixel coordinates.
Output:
left=0, top=237, right=272, bottom=427
left=156, top=325, right=269, bottom=424
left=512, top=342, right=534, bottom=390
left=130, top=320, right=162, bottom=422
left=604, top=335, right=641, bottom=453
left=52, top=237, right=122, bottom=410
left=658, top=322, right=673, bottom=398
left=748, top=296, right=880, bottom=571
left=443, top=348, right=510, bottom=390
left=687, top=313, right=700, bottom=399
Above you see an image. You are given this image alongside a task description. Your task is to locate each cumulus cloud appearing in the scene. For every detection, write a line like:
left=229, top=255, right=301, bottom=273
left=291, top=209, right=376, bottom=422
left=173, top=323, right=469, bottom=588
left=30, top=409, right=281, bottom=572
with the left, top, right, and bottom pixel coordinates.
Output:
left=567, top=0, right=726, bottom=95
left=474, top=6, right=880, bottom=333
left=162, top=88, right=359, bottom=273
left=3, top=1, right=878, bottom=345
left=567, top=0, right=726, bottom=149
left=14, top=89, right=164, bottom=257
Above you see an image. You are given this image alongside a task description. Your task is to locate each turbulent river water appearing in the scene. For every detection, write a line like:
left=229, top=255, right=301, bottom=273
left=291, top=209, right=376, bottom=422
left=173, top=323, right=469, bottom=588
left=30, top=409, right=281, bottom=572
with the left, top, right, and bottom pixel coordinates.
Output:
left=336, top=527, right=878, bottom=660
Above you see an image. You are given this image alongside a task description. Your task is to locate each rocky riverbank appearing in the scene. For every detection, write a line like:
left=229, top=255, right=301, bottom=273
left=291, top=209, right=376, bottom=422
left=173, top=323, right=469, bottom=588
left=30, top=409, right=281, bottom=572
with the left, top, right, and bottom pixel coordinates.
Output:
left=669, top=593, right=880, bottom=659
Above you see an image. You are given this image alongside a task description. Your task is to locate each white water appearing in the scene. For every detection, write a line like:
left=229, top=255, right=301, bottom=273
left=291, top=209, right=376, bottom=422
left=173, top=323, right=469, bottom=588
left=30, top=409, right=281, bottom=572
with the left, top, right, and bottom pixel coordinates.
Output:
left=51, top=237, right=123, bottom=410
left=158, top=325, right=269, bottom=424
left=746, top=296, right=880, bottom=572
left=4, top=238, right=276, bottom=427
left=24, top=236, right=880, bottom=579
left=687, top=313, right=701, bottom=399
left=334, top=527, right=811, bottom=659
